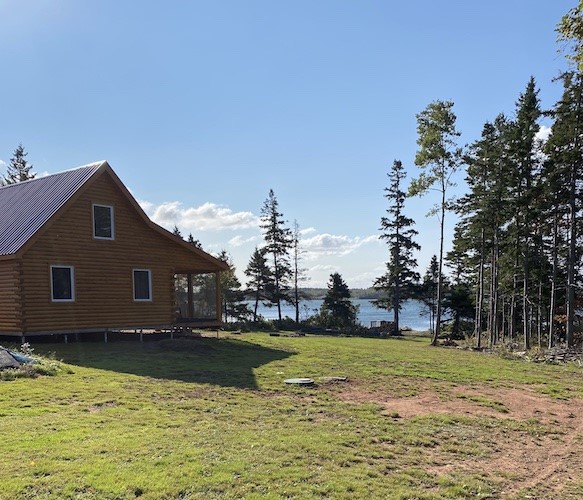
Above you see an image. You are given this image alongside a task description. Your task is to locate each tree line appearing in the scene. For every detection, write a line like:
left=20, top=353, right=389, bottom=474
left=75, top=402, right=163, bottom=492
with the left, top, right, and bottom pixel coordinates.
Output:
left=375, top=2, right=583, bottom=349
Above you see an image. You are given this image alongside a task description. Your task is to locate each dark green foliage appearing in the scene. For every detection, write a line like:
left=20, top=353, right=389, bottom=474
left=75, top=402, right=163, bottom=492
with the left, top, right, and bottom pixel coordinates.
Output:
left=318, top=273, right=358, bottom=328
left=374, top=160, right=420, bottom=334
left=260, top=189, right=293, bottom=323
left=2, top=144, right=36, bottom=185
left=187, top=233, right=203, bottom=249
left=244, top=247, right=273, bottom=322
left=217, top=250, right=250, bottom=322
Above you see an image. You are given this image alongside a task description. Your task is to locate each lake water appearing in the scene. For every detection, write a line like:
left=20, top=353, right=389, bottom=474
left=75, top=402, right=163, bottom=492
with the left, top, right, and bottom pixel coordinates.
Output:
left=246, top=299, right=430, bottom=331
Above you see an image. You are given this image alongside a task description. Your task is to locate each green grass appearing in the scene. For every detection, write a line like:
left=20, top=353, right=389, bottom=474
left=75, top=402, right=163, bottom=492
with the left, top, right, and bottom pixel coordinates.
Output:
left=0, top=333, right=581, bottom=499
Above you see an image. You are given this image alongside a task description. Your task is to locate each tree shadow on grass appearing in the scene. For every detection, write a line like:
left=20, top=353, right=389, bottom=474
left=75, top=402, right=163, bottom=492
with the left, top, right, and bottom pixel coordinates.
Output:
left=36, top=337, right=294, bottom=389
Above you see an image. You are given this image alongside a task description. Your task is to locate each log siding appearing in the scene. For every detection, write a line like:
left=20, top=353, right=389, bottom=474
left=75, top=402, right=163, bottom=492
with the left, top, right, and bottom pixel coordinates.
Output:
left=0, top=167, right=225, bottom=335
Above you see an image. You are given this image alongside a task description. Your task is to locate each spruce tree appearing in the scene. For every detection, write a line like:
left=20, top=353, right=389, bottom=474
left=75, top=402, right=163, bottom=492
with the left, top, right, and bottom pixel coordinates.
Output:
left=416, top=256, right=439, bottom=335
left=320, top=273, right=357, bottom=328
left=374, top=160, right=420, bottom=334
left=244, top=247, right=272, bottom=322
left=544, top=72, right=583, bottom=347
left=2, top=144, right=36, bottom=185
left=259, top=189, right=293, bottom=324
left=216, top=250, right=250, bottom=322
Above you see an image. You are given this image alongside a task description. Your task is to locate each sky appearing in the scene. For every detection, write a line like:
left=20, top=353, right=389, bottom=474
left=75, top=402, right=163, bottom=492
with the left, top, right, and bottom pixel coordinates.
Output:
left=0, top=0, right=576, bottom=288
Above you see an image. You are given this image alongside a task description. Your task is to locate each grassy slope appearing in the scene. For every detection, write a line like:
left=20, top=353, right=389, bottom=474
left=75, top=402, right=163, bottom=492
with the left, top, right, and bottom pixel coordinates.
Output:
left=0, top=334, right=581, bottom=499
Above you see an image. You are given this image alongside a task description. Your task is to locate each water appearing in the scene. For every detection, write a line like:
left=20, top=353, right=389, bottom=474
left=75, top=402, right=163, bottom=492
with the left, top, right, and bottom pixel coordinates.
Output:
left=245, top=299, right=430, bottom=331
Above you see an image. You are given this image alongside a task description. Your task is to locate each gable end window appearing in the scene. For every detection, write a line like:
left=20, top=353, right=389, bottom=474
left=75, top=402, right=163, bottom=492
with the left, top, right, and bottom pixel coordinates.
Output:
left=133, top=269, right=152, bottom=301
left=51, top=266, right=75, bottom=302
left=93, top=204, right=114, bottom=239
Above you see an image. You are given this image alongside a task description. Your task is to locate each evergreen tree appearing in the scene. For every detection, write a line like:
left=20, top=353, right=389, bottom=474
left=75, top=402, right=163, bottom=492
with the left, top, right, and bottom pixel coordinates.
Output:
left=373, top=160, right=420, bottom=334
left=455, top=115, right=513, bottom=347
left=319, top=273, right=357, bottom=328
left=244, top=247, right=272, bottom=322
left=216, top=250, right=250, bottom=322
left=544, top=72, right=583, bottom=347
left=260, top=189, right=293, bottom=324
left=2, top=144, right=36, bottom=185
left=505, top=77, right=543, bottom=349
left=187, top=233, right=203, bottom=249
left=409, top=100, right=463, bottom=345
left=416, top=256, right=439, bottom=335
left=172, top=225, right=183, bottom=238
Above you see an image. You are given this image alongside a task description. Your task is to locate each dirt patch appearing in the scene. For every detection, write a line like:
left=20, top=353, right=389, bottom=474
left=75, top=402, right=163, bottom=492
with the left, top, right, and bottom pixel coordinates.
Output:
left=340, top=383, right=583, bottom=497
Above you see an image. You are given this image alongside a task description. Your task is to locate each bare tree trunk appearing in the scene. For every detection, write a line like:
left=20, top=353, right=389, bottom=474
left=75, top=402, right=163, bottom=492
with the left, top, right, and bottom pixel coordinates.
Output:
left=432, top=184, right=446, bottom=346
left=549, top=214, right=559, bottom=349
left=475, top=229, right=485, bottom=348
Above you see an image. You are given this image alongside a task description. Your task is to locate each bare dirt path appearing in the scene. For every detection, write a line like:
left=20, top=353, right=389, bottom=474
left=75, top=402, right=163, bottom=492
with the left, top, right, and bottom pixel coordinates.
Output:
left=341, top=383, right=583, bottom=498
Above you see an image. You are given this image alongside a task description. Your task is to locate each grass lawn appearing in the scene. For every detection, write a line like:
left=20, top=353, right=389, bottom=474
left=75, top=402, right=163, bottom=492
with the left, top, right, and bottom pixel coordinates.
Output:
left=1, top=333, right=582, bottom=499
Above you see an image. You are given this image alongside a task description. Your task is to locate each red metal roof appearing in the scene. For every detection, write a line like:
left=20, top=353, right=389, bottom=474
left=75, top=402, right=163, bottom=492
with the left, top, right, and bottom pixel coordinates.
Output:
left=0, top=161, right=104, bottom=256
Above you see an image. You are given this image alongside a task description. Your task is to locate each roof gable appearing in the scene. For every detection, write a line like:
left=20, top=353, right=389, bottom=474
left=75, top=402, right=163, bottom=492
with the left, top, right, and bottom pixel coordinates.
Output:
left=0, top=162, right=104, bottom=256
left=0, top=160, right=228, bottom=270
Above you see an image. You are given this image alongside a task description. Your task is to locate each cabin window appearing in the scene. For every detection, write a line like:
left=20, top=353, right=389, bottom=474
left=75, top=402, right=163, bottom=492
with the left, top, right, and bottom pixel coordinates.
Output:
left=133, top=269, right=152, bottom=301
left=51, top=266, right=75, bottom=302
left=93, top=204, right=114, bottom=239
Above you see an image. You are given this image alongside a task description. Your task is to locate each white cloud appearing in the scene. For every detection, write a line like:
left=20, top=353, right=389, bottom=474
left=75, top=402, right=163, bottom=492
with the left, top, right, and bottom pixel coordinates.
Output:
left=302, top=233, right=379, bottom=259
left=138, top=200, right=154, bottom=213
left=536, top=125, right=551, bottom=143
left=309, top=264, right=336, bottom=272
left=228, top=235, right=259, bottom=247
left=142, top=200, right=260, bottom=231
left=300, top=227, right=317, bottom=236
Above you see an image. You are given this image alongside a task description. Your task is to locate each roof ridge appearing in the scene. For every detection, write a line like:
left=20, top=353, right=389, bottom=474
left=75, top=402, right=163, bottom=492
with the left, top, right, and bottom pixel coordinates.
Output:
left=0, top=160, right=106, bottom=191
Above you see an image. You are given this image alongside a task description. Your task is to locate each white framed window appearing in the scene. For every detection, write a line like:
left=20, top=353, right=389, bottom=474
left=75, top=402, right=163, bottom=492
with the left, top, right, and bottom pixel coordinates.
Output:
left=51, top=266, right=75, bottom=302
left=93, top=204, right=115, bottom=240
left=133, top=269, right=152, bottom=301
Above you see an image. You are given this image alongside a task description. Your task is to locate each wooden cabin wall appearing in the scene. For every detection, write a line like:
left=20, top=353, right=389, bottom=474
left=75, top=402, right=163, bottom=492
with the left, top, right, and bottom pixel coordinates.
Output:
left=0, top=259, right=22, bottom=333
left=20, top=172, right=219, bottom=333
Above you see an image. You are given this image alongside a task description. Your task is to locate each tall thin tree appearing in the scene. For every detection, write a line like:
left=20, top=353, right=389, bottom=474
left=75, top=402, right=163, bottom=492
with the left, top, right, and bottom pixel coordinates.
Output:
left=408, top=101, right=463, bottom=345
left=374, top=160, right=420, bottom=334
left=259, top=190, right=293, bottom=324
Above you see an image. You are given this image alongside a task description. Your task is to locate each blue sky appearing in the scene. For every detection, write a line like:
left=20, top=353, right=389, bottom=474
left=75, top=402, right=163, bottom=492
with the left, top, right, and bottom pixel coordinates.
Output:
left=0, top=0, right=575, bottom=287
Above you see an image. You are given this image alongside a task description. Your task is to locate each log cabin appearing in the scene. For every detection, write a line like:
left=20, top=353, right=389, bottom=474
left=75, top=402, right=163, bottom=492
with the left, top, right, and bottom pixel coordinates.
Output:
left=0, top=161, right=228, bottom=340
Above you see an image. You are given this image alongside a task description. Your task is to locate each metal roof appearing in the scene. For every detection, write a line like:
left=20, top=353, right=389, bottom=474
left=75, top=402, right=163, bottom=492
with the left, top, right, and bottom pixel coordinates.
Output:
left=0, top=161, right=105, bottom=256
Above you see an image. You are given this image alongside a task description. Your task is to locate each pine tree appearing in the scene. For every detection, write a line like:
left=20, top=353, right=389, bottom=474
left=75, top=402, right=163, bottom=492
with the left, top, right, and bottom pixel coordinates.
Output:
left=216, top=250, right=249, bottom=322
left=320, top=273, right=357, bottom=328
left=455, top=115, right=513, bottom=347
left=259, top=189, right=293, bottom=324
left=2, top=144, right=36, bottom=185
left=506, top=77, right=543, bottom=350
left=544, top=72, right=583, bottom=347
left=416, top=256, right=439, bottom=335
left=244, top=247, right=272, bottom=322
left=172, top=225, right=183, bottom=238
left=187, top=233, right=203, bottom=249
left=409, top=100, right=463, bottom=345
left=373, top=160, right=420, bottom=334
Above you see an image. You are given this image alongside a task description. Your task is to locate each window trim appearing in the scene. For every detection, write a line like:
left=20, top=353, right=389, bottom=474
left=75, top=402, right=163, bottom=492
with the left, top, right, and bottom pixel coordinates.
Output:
left=50, top=265, right=75, bottom=302
left=92, top=203, right=115, bottom=240
left=133, top=269, right=153, bottom=302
